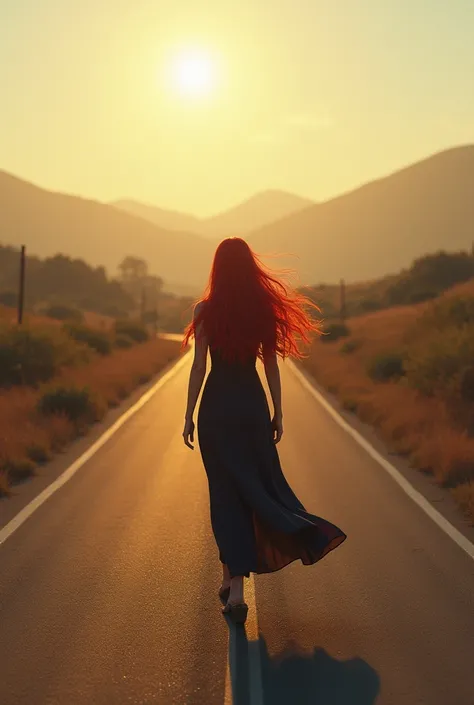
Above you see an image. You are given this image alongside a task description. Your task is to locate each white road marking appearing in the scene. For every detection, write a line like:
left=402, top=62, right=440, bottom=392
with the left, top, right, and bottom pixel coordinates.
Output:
left=0, top=352, right=192, bottom=547
left=289, top=360, right=474, bottom=562
left=224, top=574, right=264, bottom=705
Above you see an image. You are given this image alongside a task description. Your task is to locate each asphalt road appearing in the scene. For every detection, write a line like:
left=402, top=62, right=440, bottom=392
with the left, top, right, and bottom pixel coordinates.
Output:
left=1, top=354, right=474, bottom=705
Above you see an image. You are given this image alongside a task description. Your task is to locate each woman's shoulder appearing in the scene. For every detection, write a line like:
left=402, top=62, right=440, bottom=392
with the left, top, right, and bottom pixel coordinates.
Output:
left=194, top=300, right=207, bottom=319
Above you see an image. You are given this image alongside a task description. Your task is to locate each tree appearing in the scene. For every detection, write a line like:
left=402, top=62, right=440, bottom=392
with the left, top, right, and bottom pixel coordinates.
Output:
left=118, top=256, right=163, bottom=316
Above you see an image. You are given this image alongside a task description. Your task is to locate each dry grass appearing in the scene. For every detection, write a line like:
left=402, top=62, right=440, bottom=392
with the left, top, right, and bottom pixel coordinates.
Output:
left=1, top=305, right=116, bottom=331
left=83, top=311, right=115, bottom=330
left=0, top=304, right=60, bottom=328
left=452, top=483, right=474, bottom=520
left=302, top=290, right=474, bottom=524
left=0, top=337, right=182, bottom=497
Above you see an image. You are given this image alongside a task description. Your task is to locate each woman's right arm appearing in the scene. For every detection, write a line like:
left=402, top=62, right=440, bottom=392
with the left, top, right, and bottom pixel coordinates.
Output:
left=263, top=350, right=283, bottom=443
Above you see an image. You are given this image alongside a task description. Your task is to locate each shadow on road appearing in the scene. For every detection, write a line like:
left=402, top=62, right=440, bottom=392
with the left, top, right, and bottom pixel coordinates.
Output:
left=227, top=621, right=380, bottom=705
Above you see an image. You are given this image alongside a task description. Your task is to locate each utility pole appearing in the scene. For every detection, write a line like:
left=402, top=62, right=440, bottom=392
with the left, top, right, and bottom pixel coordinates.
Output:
left=340, top=278, right=346, bottom=322
left=18, top=245, right=26, bottom=325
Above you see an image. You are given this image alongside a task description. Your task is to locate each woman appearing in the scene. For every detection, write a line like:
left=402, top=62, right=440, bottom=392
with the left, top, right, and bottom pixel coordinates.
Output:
left=182, top=238, right=346, bottom=624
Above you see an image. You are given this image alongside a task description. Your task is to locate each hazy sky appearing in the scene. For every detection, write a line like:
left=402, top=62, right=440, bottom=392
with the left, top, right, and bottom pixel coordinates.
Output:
left=1, top=0, right=473, bottom=216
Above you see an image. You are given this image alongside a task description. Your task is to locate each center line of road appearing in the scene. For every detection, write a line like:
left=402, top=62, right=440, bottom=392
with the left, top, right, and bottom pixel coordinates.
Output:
left=289, top=360, right=474, bottom=563
left=224, top=574, right=264, bottom=705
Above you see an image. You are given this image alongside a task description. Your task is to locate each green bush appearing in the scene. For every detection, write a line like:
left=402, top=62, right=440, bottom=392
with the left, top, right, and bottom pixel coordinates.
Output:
left=64, top=323, right=112, bottom=355
left=341, top=338, right=361, bottom=354
left=37, top=385, right=97, bottom=422
left=386, top=251, right=474, bottom=305
left=0, top=325, right=87, bottom=387
left=114, top=319, right=149, bottom=343
left=321, top=322, right=350, bottom=343
left=114, top=333, right=135, bottom=349
left=368, top=351, right=405, bottom=382
left=44, top=304, right=84, bottom=322
left=405, top=325, right=474, bottom=396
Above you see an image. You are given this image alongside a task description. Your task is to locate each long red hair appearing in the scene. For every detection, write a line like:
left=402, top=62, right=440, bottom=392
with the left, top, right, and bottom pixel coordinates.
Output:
left=183, top=238, right=321, bottom=361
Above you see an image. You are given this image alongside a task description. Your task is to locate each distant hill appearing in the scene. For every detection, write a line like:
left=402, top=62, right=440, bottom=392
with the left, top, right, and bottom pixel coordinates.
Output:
left=248, top=145, right=474, bottom=286
left=112, top=200, right=203, bottom=236
left=112, top=190, right=314, bottom=238
left=0, top=171, right=212, bottom=294
left=3, top=146, right=474, bottom=296
left=202, top=190, right=315, bottom=236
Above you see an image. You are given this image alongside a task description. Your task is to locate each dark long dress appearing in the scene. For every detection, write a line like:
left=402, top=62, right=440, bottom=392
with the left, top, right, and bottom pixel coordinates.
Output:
left=198, top=347, right=346, bottom=578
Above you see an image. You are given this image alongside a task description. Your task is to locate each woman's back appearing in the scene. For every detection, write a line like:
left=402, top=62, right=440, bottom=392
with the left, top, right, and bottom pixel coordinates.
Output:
left=200, top=345, right=269, bottom=426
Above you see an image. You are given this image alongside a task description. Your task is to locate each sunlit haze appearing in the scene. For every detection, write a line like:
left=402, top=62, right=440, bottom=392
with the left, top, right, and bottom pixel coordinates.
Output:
left=166, top=47, right=219, bottom=99
left=1, top=1, right=474, bottom=215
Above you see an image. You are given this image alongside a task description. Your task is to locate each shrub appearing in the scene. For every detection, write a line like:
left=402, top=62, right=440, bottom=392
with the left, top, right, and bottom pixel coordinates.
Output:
left=408, top=290, right=438, bottom=304
left=415, top=296, right=474, bottom=333
left=341, top=338, right=361, bottom=354
left=114, top=319, right=149, bottom=343
left=0, top=471, right=10, bottom=497
left=114, top=333, right=135, bottom=349
left=37, top=385, right=97, bottom=423
left=460, top=366, right=474, bottom=403
left=26, top=442, right=51, bottom=464
left=64, top=323, right=112, bottom=355
left=321, top=322, right=350, bottom=343
left=386, top=251, right=474, bottom=305
left=358, top=298, right=381, bottom=313
left=368, top=351, right=405, bottom=382
left=0, top=291, right=17, bottom=308
left=0, top=325, right=86, bottom=387
left=405, top=325, right=474, bottom=396
left=4, top=458, right=36, bottom=484
left=342, top=398, right=358, bottom=412
left=44, top=304, right=84, bottom=322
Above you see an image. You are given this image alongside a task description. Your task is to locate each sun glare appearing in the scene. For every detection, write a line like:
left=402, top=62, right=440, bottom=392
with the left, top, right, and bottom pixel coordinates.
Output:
left=167, top=48, right=218, bottom=99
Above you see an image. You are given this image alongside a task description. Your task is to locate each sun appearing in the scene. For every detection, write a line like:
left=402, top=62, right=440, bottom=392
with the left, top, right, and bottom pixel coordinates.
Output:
left=168, top=48, right=218, bottom=99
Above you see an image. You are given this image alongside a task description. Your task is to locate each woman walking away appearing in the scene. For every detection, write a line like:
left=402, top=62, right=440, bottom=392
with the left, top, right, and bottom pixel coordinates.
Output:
left=182, top=238, right=346, bottom=625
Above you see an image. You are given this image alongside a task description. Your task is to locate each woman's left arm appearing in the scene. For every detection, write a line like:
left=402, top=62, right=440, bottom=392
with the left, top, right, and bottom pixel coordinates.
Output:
left=183, top=304, right=208, bottom=449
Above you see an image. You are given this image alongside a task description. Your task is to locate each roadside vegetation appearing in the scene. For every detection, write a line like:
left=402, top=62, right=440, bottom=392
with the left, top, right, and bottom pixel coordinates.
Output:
left=0, top=310, right=182, bottom=498
left=0, top=246, right=194, bottom=332
left=303, top=270, right=474, bottom=524
left=305, top=249, right=474, bottom=319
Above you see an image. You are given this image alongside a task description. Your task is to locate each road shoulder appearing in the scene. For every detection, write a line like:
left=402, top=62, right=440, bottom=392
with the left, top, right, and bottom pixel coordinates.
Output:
left=291, top=360, right=474, bottom=550
left=0, top=350, right=190, bottom=532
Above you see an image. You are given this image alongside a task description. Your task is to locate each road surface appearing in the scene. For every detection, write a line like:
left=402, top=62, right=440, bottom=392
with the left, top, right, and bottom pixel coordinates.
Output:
left=1, top=354, right=474, bottom=705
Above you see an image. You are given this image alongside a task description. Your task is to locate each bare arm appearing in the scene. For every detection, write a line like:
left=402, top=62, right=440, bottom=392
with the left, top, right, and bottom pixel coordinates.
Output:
left=183, top=304, right=208, bottom=448
left=263, top=349, right=283, bottom=443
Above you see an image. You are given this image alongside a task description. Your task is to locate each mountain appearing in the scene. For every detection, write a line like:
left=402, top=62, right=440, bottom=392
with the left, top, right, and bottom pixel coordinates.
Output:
left=0, top=171, right=212, bottom=294
left=202, top=190, right=315, bottom=236
left=112, top=190, right=314, bottom=238
left=112, top=200, right=202, bottom=235
left=2, top=146, right=473, bottom=298
left=247, top=146, right=474, bottom=286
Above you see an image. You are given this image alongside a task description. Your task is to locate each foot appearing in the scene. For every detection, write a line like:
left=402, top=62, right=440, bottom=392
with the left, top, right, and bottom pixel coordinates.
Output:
left=219, top=564, right=231, bottom=601
left=222, top=601, right=249, bottom=624
left=219, top=583, right=231, bottom=603
left=228, top=576, right=244, bottom=606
